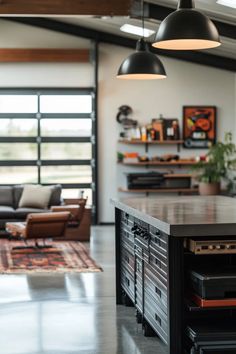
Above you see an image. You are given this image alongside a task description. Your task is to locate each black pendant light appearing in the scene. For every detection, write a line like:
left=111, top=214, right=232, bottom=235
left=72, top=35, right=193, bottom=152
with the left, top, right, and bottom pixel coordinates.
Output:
left=152, top=0, right=221, bottom=51
left=117, top=0, right=166, bottom=80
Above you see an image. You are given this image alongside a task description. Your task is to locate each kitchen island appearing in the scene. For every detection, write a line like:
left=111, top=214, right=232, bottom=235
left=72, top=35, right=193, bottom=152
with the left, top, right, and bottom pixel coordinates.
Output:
left=112, top=196, right=236, bottom=354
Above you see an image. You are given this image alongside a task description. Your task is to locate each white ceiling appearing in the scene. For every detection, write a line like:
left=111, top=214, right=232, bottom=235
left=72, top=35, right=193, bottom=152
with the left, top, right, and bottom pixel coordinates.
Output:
left=54, top=0, right=236, bottom=61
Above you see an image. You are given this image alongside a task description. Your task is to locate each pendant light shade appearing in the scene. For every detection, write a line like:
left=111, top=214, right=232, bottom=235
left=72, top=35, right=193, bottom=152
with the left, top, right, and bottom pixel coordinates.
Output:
left=152, top=0, right=221, bottom=50
left=117, top=38, right=167, bottom=80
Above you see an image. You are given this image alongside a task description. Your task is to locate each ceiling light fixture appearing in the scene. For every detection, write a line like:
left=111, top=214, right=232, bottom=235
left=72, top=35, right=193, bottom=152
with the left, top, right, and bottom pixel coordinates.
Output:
left=217, top=0, right=236, bottom=9
left=117, top=0, right=166, bottom=80
left=152, top=0, right=221, bottom=50
left=120, top=24, right=155, bottom=38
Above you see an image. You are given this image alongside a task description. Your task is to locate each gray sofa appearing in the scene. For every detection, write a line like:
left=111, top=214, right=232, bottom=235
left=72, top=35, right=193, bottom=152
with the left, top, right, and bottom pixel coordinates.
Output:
left=0, top=184, right=62, bottom=231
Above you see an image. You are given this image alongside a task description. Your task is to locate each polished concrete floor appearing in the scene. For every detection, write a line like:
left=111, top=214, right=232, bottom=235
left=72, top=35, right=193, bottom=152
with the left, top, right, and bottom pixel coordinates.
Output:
left=0, top=226, right=167, bottom=354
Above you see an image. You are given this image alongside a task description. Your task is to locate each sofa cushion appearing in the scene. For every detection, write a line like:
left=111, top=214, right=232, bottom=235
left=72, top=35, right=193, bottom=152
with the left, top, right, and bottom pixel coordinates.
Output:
left=49, top=184, right=62, bottom=207
left=13, top=184, right=62, bottom=208
left=13, top=185, right=24, bottom=209
left=15, top=208, right=50, bottom=219
left=19, top=185, right=52, bottom=209
left=0, top=206, right=15, bottom=219
left=0, top=187, right=14, bottom=207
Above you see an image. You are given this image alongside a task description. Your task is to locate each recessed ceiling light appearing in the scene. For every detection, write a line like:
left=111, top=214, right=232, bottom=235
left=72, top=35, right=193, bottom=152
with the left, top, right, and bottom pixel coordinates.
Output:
left=217, top=0, right=236, bottom=9
left=120, top=24, right=155, bottom=38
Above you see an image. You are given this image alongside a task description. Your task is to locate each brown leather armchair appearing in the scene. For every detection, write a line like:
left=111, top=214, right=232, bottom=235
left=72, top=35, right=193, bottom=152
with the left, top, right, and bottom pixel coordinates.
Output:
left=51, top=198, right=91, bottom=241
left=6, top=211, right=71, bottom=249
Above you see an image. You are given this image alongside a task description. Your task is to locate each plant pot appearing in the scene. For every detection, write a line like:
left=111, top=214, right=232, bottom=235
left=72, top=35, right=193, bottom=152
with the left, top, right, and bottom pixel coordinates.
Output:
left=198, top=182, right=221, bottom=196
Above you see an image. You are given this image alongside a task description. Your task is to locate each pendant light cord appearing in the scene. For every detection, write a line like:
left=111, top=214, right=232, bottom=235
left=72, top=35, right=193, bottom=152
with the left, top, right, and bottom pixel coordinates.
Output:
left=141, top=0, right=144, bottom=38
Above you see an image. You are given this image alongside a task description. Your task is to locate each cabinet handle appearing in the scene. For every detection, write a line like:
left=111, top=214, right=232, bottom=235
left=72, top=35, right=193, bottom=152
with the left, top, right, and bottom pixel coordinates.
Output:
left=155, top=286, right=161, bottom=298
left=155, top=258, right=161, bottom=269
left=155, top=313, right=161, bottom=326
left=154, top=237, right=160, bottom=245
left=125, top=276, right=130, bottom=287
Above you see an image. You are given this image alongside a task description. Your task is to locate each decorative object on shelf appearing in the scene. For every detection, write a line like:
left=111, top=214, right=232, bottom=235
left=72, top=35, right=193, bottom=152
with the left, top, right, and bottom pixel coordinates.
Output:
left=117, top=151, right=124, bottom=163
left=152, top=117, right=164, bottom=141
left=116, top=105, right=140, bottom=140
left=164, top=118, right=180, bottom=140
left=139, top=155, right=150, bottom=162
left=116, top=105, right=137, bottom=128
left=183, top=106, right=217, bottom=149
left=123, top=152, right=139, bottom=164
left=118, top=113, right=181, bottom=143
left=158, top=154, right=180, bottom=162
left=192, top=132, right=236, bottom=195
left=117, top=0, right=166, bottom=80
left=152, top=0, right=221, bottom=50
left=126, top=172, right=192, bottom=190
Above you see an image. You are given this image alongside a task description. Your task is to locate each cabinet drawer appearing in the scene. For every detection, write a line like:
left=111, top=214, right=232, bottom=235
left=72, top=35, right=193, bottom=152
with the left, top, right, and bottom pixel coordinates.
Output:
left=121, top=212, right=134, bottom=230
left=145, top=261, right=167, bottom=287
left=144, top=292, right=168, bottom=344
left=121, top=227, right=134, bottom=245
left=136, top=290, right=143, bottom=312
left=121, top=237, right=134, bottom=255
left=144, top=272, right=167, bottom=315
left=136, top=274, right=143, bottom=292
left=121, top=247, right=135, bottom=273
left=149, top=240, right=167, bottom=259
left=120, top=230, right=134, bottom=250
left=149, top=249, right=168, bottom=281
left=121, top=267, right=135, bottom=301
left=121, top=211, right=134, bottom=222
left=149, top=225, right=168, bottom=245
left=150, top=226, right=168, bottom=253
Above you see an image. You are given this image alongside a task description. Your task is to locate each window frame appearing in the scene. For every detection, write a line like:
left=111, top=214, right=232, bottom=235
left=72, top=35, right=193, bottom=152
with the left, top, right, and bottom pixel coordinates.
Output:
left=0, top=88, right=97, bottom=220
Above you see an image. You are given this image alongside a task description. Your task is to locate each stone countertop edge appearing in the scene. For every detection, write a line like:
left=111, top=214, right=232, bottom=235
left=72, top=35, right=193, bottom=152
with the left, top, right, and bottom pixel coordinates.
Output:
left=111, top=198, right=236, bottom=238
left=111, top=198, right=170, bottom=234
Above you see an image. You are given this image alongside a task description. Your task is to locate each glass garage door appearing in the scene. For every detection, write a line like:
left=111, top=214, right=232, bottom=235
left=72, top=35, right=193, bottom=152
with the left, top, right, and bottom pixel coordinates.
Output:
left=0, top=88, right=97, bottom=219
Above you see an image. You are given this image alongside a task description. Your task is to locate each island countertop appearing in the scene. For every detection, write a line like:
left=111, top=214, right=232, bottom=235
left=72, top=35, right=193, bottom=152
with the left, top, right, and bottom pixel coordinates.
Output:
left=111, top=196, right=236, bottom=237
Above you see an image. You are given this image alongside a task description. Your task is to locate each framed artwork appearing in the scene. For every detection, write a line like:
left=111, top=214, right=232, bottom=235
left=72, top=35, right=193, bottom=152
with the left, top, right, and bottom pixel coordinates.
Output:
left=183, top=106, right=217, bottom=148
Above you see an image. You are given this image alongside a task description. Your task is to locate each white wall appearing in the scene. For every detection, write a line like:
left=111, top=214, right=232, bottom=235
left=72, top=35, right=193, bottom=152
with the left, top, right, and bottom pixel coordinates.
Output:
left=0, top=19, right=94, bottom=87
left=98, top=43, right=236, bottom=222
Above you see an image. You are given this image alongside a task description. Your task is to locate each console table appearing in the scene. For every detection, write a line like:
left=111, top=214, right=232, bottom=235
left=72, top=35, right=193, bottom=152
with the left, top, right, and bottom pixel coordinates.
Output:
left=112, top=196, right=236, bottom=354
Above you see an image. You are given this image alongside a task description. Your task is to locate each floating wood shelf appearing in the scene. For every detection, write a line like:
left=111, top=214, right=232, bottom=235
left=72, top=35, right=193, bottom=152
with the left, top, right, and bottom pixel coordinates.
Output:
left=118, top=161, right=198, bottom=166
left=118, top=187, right=198, bottom=194
left=118, top=139, right=184, bottom=145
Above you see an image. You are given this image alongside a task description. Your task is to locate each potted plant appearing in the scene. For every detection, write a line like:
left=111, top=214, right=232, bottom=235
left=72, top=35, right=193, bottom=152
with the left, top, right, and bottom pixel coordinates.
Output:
left=192, top=132, right=236, bottom=196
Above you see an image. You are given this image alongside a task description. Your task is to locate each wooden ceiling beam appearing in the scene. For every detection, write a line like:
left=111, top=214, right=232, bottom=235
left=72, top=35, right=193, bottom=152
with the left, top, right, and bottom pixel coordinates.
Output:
left=0, top=0, right=134, bottom=16
left=0, top=48, right=90, bottom=62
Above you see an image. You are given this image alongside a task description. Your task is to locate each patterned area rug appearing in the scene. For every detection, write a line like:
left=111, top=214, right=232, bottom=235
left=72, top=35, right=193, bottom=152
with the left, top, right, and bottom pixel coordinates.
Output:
left=0, top=240, right=103, bottom=274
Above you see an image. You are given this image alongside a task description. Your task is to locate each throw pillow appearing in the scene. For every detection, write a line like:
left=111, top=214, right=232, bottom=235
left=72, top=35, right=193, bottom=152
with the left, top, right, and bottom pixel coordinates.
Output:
left=19, top=185, right=52, bottom=209
left=49, top=184, right=62, bottom=207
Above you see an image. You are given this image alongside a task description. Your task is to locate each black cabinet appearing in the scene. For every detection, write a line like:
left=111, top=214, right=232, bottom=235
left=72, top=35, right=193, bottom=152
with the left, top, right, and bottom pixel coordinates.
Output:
left=114, top=197, right=236, bottom=354
left=117, top=210, right=174, bottom=348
